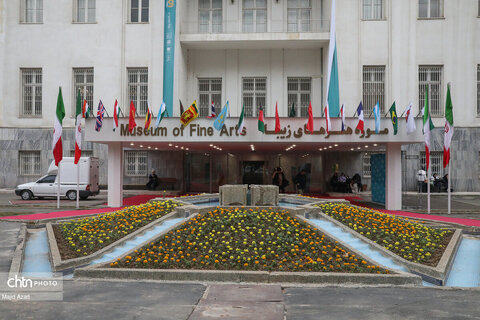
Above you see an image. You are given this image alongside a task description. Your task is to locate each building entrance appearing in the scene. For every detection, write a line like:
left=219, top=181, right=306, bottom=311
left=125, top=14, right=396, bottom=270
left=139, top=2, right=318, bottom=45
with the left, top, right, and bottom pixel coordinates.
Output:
left=242, top=161, right=265, bottom=185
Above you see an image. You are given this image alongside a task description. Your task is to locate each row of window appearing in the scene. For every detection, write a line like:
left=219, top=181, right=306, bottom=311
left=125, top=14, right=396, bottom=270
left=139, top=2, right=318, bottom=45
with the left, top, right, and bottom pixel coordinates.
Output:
left=19, top=65, right=480, bottom=118
left=18, top=150, right=93, bottom=175
left=20, top=0, right=480, bottom=26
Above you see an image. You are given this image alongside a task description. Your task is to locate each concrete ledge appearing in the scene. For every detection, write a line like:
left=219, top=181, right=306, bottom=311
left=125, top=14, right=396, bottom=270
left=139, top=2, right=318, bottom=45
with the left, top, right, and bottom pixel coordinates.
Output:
left=301, top=204, right=462, bottom=284
left=8, top=224, right=27, bottom=276
left=74, top=268, right=421, bottom=286
left=49, top=209, right=189, bottom=271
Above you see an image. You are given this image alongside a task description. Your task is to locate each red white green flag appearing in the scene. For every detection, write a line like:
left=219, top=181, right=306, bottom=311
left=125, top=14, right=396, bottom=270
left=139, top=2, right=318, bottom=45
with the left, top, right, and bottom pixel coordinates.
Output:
left=443, top=84, right=454, bottom=168
left=258, top=108, right=265, bottom=133
left=423, top=87, right=435, bottom=171
left=53, top=87, right=65, bottom=166
left=74, top=90, right=82, bottom=164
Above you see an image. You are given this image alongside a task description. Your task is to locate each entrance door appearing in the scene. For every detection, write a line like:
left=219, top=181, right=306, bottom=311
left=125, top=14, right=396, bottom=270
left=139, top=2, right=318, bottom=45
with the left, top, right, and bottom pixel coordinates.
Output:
left=242, top=161, right=264, bottom=185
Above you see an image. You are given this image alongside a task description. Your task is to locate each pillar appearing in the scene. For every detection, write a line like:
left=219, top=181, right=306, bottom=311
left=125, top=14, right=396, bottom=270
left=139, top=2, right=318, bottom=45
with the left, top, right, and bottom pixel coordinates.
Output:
left=386, top=143, right=402, bottom=210
left=107, top=142, right=123, bottom=207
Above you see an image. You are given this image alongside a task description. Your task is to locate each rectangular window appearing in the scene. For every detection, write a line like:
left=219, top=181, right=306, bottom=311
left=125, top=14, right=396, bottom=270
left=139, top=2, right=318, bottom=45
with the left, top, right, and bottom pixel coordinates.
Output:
left=130, top=0, right=149, bottom=23
left=287, top=78, right=311, bottom=117
left=125, top=151, right=147, bottom=176
left=243, top=0, right=267, bottom=32
left=242, top=77, right=266, bottom=117
left=363, top=0, right=384, bottom=20
left=363, top=66, right=385, bottom=115
left=420, top=151, right=443, bottom=177
left=73, top=68, right=94, bottom=115
left=477, top=65, right=480, bottom=116
left=419, top=0, right=443, bottom=18
left=21, top=68, right=42, bottom=117
left=18, top=151, right=41, bottom=176
left=76, top=0, right=96, bottom=23
left=199, top=0, right=222, bottom=33
left=362, top=153, right=371, bottom=178
left=198, top=78, right=222, bottom=117
left=287, top=0, right=311, bottom=32
left=419, top=65, right=443, bottom=116
left=127, top=68, right=148, bottom=115
left=23, top=0, right=43, bottom=23
left=69, top=150, right=93, bottom=157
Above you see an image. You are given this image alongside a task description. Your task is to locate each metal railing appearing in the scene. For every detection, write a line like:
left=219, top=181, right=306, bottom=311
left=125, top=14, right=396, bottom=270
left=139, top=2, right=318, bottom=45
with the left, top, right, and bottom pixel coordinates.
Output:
left=181, top=19, right=329, bottom=34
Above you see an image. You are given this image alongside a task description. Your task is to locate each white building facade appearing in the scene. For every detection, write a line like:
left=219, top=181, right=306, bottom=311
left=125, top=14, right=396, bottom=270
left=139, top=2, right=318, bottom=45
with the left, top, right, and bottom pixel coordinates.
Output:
left=0, top=0, right=479, bottom=204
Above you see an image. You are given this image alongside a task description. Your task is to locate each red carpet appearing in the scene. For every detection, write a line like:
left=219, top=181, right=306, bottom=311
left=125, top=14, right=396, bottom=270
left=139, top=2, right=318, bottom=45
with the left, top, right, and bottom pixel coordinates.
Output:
left=0, top=207, right=122, bottom=221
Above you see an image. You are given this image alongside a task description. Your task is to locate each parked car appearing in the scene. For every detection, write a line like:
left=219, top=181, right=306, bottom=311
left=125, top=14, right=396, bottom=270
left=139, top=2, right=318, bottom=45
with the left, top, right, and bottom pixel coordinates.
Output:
left=15, top=157, right=100, bottom=200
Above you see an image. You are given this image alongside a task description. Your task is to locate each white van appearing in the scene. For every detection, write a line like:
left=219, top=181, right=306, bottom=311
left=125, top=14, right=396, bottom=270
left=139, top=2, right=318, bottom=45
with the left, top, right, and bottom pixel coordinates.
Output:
left=15, top=157, right=100, bottom=201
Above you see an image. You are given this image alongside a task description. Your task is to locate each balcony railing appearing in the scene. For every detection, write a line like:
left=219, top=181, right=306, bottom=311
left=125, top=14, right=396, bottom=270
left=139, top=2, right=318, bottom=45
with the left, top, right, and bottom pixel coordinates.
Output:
left=181, top=19, right=330, bottom=34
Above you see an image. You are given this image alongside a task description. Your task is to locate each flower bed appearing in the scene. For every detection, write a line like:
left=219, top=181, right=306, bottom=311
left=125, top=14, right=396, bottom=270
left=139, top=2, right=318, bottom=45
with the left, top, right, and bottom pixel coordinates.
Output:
left=54, top=200, right=181, bottom=260
left=111, top=207, right=388, bottom=273
left=317, top=203, right=453, bottom=266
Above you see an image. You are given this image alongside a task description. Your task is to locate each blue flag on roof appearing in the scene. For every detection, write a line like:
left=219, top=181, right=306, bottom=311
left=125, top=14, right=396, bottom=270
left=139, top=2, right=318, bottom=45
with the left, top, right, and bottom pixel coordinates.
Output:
left=213, top=101, right=229, bottom=131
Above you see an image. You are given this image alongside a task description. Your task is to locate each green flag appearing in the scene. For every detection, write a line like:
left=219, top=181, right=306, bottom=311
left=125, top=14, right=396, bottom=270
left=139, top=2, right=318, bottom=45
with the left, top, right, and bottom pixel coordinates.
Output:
left=388, top=102, right=398, bottom=135
left=237, top=104, right=245, bottom=134
left=289, top=102, right=296, bottom=118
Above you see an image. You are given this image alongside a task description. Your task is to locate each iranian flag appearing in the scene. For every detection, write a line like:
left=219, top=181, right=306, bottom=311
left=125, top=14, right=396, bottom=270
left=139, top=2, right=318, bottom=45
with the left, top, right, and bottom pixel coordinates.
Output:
left=237, top=104, right=245, bottom=134
left=423, top=87, right=435, bottom=171
left=443, top=84, right=454, bottom=168
left=52, top=87, right=65, bottom=166
left=258, top=108, right=265, bottom=133
left=74, top=90, right=82, bottom=164
left=113, top=100, right=120, bottom=131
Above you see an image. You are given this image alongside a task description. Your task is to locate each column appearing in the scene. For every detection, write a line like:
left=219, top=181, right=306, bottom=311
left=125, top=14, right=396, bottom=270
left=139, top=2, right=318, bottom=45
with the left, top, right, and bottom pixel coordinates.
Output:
left=385, top=143, right=402, bottom=210
left=108, top=142, right=123, bottom=207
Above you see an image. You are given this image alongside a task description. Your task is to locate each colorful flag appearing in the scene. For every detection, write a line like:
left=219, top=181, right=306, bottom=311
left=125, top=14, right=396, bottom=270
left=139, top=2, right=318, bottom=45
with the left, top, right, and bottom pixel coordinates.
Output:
left=52, top=87, right=65, bottom=166
left=82, top=99, right=90, bottom=118
left=373, top=102, right=381, bottom=134
left=144, top=103, right=152, bottom=130
left=306, top=102, right=314, bottom=134
left=237, top=104, right=245, bottom=134
left=129, top=101, right=137, bottom=134
left=443, top=84, right=454, bottom=168
left=324, top=106, right=331, bottom=134
left=179, top=100, right=184, bottom=115
left=74, top=90, right=82, bottom=164
left=258, top=108, right=265, bottom=133
left=423, top=87, right=435, bottom=171
left=155, top=101, right=167, bottom=128
left=355, top=102, right=365, bottom=134
left=180, top=100, right=199, bottom=127
left=405, top=103, right=416, bottom=134
left=340, top=104, right=345, bottom=132
left=207, top=101, right=216, bottom=118
left=326, top=0, right=340, bottom=118
left=289, top=102, right=296, bottom=118
left=95, top=100, right=105, bottom=132
left=213, top=101, right=229, bottom=131
left=388, top=102, right=398, bottom=135
left=113, top=99, right=120, bottom=132
left=274, top=102, right=281, bottom=133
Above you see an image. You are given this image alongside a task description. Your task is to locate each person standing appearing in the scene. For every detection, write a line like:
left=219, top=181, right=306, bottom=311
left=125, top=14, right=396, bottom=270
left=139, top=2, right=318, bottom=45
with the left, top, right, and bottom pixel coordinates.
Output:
left=294, top=169, right=307, bottom=195
left=272, top=167, right=287, bottom=193
left=416, top=167, right=427, bottom=193
left=146, top=170, right=159, bottom=190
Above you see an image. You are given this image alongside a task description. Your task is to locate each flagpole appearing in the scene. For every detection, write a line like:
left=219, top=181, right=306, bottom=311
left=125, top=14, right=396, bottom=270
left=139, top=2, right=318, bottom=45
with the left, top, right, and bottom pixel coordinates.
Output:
left=448, top=162, right=451, bottom=214
left=57, top=162, right=61, bottom=209
left=427, top=166, right=431, bottom=214
left=76, top=162, right=80, bottom=209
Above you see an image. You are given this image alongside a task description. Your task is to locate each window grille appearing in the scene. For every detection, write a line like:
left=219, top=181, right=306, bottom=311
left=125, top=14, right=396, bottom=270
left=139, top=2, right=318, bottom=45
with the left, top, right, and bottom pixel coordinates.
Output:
left=73, top=68, right=94, bottom=115
left=287, top=78, right=311, bottom=117
left=420, top=151, right=443, bottom=177
left=21, top=68, right=42, bottom=117
left=243, top=0, right=267, bottom=32
left=419, top=65, right=443, bottom=116
left=363, top=153, right=372, bottom=178
left=287, top=0, right=311, bottom=32
left=76, top=0, right=96, bottom=23
left=198, top=78, right=222, bottom=117
left=363, top=66, right=385, bottom=115
left=127, top=68, right=148, bottom=115
left=19, top=151, right=41, bottom=176
left=23, top=0, right=43, bottom=23
left=130, top=0, right=149, bottom=22
left=419, top=0, right=443, bottom=18
left=363, top=0, right=384, bottom=20
left=199, top=0, right=222, bottom=33
left=125, top=151, right=148, bottom=176
left=242, top=78, right=266, bottom=117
